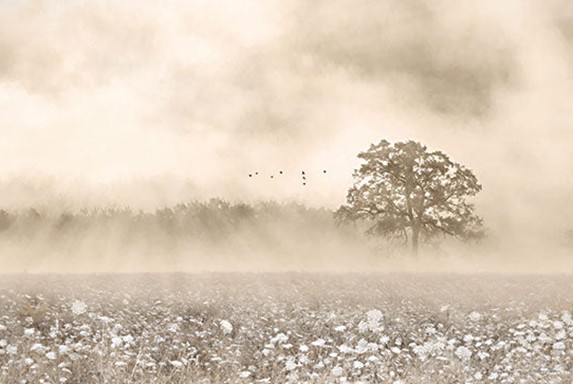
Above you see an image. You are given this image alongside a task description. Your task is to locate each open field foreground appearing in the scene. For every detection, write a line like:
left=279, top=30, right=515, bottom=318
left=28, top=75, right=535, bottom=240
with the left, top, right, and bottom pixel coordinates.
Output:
left=1, top=273, right=573, bottom=384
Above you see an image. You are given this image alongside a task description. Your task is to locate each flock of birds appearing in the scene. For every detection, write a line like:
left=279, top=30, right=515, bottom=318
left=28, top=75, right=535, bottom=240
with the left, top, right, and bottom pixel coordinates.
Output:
left=248, top=170, right=327, bottom=186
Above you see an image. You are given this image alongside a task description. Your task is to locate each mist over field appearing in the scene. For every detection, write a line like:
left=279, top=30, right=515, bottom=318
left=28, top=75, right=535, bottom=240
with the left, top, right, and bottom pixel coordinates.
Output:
left=4, top=3, right=573, bottom=383
left=1, top=0, right=573, bottom=272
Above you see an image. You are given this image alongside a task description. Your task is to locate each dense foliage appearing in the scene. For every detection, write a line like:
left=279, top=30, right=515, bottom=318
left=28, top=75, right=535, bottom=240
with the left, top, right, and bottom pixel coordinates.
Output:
left=337, top=140, right=483, bottom=255
left=0, top=199, right=333, bottom=239
left=0, top=199, right=369, bottom=272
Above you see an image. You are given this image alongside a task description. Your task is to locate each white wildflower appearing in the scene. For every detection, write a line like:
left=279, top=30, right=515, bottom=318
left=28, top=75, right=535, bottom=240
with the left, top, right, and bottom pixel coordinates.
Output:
left=477, top=351, right=490, bottom=360
left=338, top=344, right=353, bottom=354
left=111, top=336, right=123, bottom=348
left=69, top=353, right=81, bottom=361
left=220, top=320, right=233, bottom=335
left=285, top=357, right=297, bottom=371
left=413, top=345, right=428, bottom=360
left=464, top=334, right=475, bottom=343
left=556, top=330, right=567, bottom=340
left=58, top=345, right=70, bottom=355
left=356, top=339, right=369, bottom=354
left=357, top=321, right=369, bottom=332
left=538, top=333, right=552, bottom=344
left=271, top=333, right=288, bottom=344
left=469, top=312, right=481, bottom=322
left=71, top=300, right=87, bottom=316
left=367, top=309, right=383, bottom=323
left=311, top=338, right=326, bottom=347
left=455, top=346, right=472, bottom=360
left=122, top=335, right=134, bottom=344
left=553, top=342, right=566, bottom=350
left=331, top=366, right=343, bottom=376
left=167, top=323, right=179, bottom=332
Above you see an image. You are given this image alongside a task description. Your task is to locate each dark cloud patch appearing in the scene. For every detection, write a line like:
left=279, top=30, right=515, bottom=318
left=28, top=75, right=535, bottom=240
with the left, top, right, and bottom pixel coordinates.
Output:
left=0, top=22, right=63, bottom=94
left=149, top=44, right=324, bottom=149
left=543, top=0, right=573, bottom=78
left=0, top=1, right=159, bottom=95
left=548, top=0, right=573, bottom=39
left=290, top=0, right=516, bottom=117
left=229, top=53, right=318, bottom=143
left=555, top=17, right=573, bottom=46
left=64, top=4, right=160, bottom=86
left=0, top=39, right=15, bottom=78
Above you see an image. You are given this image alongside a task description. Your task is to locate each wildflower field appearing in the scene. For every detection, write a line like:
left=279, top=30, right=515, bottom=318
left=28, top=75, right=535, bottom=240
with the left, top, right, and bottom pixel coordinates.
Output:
left=1, top=273, right=573, bottom=384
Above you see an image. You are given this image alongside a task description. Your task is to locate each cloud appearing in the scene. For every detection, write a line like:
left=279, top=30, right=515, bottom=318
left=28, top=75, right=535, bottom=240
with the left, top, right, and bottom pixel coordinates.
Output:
left=1, top=0, right=573, bottom=256
left=288, top=0, right=517, bottom=117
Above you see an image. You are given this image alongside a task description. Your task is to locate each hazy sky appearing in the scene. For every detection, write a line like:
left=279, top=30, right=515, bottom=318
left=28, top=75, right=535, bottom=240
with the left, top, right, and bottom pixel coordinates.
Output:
left=1, top=0, right=573, bottom=245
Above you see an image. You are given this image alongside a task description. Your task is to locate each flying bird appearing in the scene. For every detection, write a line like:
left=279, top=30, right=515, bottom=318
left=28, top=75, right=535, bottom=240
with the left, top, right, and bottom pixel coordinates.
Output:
left=323, top=170, right=327, bottom=173
left=279, top=171, right=283, bottom=174
left=249, top=174, right=252, bottom=177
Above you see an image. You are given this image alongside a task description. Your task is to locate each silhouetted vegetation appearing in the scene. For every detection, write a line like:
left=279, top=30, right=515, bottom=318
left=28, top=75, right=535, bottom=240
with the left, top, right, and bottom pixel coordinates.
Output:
left=0, top=199, right=336, bottom=239
left=337, top=140, right=484, bottom=255
left=0, top=199, right=376, bottom=272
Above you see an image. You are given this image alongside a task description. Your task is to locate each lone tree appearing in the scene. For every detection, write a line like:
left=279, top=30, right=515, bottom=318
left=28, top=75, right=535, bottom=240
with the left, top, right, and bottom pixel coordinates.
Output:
left=336, top=140, right=483, bottom=255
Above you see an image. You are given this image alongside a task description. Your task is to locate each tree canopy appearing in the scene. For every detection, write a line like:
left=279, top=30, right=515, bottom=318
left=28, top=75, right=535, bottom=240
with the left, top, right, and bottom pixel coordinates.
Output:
left=336, top=140, right=483, bottom=255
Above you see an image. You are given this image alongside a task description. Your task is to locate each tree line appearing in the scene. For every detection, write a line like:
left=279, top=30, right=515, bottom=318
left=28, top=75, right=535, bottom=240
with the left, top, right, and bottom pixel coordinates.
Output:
left=0, top=199, right=340, bottom=240
left=0, top=139, right=487, bottom=256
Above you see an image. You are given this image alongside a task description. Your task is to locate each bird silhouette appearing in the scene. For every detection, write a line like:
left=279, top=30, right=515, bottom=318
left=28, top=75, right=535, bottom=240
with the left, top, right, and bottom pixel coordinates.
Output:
left=279, top=171, right=283, bottom=174
left=323, top=170, right=327, bottom=173
left=302, top=171, right=305, bottom=175
left=249, top=174, right=252, bottom=177
left=302, top=176, right=306, bottom=180
left=255, top=172, right=259, bottom=175
left=303, top=182, right=306, bottom=186
left=270, top=175, right=274, bottom=178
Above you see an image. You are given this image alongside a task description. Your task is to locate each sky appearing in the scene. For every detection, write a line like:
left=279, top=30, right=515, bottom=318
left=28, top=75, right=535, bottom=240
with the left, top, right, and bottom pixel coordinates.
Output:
left=1, top=0, right=573, bottom=251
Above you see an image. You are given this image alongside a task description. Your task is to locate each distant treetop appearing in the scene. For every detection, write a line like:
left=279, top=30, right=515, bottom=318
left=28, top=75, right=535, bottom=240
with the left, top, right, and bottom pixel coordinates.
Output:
left=336, top=139, right=483, bottom=255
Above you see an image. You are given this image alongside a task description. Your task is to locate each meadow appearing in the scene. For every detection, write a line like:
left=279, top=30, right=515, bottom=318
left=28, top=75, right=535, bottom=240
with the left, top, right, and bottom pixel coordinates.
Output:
left=1, top=273, right=572, bottom=383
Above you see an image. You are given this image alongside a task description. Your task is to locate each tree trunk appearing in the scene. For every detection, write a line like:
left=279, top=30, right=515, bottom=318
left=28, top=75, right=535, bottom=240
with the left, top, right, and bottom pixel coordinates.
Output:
left=411, top=225, right=420, bottom=257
